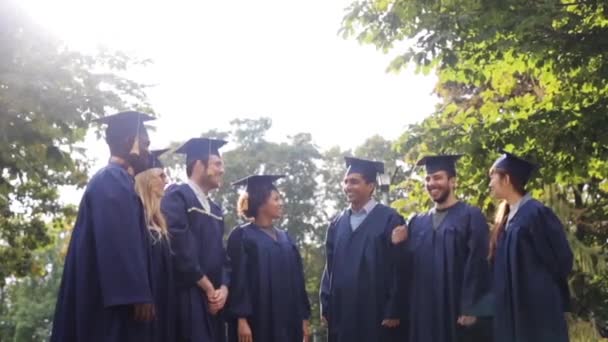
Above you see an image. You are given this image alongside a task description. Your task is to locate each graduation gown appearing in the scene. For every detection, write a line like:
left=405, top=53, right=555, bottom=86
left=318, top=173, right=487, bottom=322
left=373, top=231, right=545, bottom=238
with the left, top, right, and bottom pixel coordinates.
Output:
left=161, top=183, right=229, bottom=342
left=320, top=203, right=405, bottom=342
left=405, top=201, right=492, bottom=342
left=493, top=199, right=573, bottom=342
left=51, top=163, right=153, bottom=342
left=148, top=230, right=177, bottom=342
left=226, top=224, right=311, bottom=342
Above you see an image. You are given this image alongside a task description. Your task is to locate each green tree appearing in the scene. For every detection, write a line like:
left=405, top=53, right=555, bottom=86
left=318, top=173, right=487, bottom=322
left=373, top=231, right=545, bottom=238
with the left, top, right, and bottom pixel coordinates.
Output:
left=0, top=215, right=73, bottom=342
left=341, top=0, right=608, bottom=328
left=0, top=2, right=152, bottom=283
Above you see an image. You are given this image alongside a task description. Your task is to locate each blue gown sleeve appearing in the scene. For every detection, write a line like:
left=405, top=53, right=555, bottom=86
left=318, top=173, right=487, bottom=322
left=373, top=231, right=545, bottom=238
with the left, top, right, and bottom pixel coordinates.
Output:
left=161, top=189, right=205, bottom=285
left=531, top=206, right=573, bottom=279
left=90, top=174, right=152, bottom=307
left=460, top=207, right=492, bottom=316
left=530, top=206, right=573, bottom=312
left=226, top=227, right=252, bottom=318
left=383, top=212, right=406, bottom=319
left=221, top=219, right=231, bottom=288
left=320, top=218, right=337, bottom=319
left=290, top=234, right=312, bottom=320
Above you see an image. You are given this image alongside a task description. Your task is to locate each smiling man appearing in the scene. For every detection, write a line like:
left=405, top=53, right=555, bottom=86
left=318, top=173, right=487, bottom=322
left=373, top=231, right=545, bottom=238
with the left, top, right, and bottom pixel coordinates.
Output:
left=392, top=154, right=492, bottom=342
left=161, top=137, right=230, bottom=342
left=320, top=157, right=405, bottom=342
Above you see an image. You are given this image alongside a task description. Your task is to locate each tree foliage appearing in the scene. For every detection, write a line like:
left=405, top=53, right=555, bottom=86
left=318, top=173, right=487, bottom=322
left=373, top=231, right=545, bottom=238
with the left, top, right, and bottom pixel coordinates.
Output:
left=342, top=0, right=608, bottom=326
left=0, top=2, right=152, bottom=283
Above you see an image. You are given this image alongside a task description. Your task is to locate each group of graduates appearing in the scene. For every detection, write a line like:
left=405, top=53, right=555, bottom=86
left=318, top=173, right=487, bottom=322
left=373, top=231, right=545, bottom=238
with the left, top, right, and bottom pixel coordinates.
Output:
left=50, top=111, right=574, bottom=342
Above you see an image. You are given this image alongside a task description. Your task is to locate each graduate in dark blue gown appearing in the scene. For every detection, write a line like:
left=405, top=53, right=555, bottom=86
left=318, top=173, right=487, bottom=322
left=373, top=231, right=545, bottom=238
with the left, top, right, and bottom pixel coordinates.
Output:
left=51, top=111, right=157, bottom=342
left=392, top=155, right=492, bottom=342
left=135, top=149, right=177, bottom=342
left=320, top=157, right=405, bottom=342
left=488, top=150, right=573, bottom=342
left=226, top=175, right=311, bottom=342
left=161, top=138, right=230, bottom=342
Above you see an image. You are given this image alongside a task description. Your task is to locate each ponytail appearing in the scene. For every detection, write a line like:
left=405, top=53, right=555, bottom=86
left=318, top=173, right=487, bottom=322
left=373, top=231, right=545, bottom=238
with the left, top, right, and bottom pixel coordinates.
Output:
left=489, top=200, right=510, bottom=260
left=237, top=192, right=254, bottom=221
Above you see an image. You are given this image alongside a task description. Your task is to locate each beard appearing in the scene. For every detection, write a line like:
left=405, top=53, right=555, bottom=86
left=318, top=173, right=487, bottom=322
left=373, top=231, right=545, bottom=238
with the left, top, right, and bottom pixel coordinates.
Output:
left=126, top=152, right=150, bottom=175
left=428, top=186, right=451, bottom=204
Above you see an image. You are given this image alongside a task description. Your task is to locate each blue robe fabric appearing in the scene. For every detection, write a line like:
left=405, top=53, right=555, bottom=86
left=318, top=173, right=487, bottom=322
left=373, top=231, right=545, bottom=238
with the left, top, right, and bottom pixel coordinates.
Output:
left=493, top=199, right=573, bottom=342
left=320, top=203, right=405, bottom=342
left=404, top=201, right=492, bottom=342
left=51, top=163, right=154, bottom=342
left=226, top=223, right=311, bottom=342
left=161, top=184, right=229, bottom=342
left=148, top=231, right=177, bottom=342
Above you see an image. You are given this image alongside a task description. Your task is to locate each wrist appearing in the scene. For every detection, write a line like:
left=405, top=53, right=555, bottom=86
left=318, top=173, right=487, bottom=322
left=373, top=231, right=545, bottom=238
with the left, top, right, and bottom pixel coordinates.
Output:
left=197, top=278, right=213, bottom=293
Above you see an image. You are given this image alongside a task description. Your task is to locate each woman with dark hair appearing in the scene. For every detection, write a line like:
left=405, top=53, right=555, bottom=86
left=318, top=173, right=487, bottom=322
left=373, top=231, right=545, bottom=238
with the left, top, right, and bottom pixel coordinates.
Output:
left=488, top=150, right=573, bottom=342
left=226, top=175, right=311, bottom=342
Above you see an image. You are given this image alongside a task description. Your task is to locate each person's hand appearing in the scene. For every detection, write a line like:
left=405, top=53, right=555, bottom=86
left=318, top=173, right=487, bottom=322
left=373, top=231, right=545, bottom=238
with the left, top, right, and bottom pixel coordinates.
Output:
left=457, top=315, right=477, bottom=327
left=238, top=318, right=253, bottom=342
left=208, top=286, right=228, bottom=315
left=302, top=320, right=311, bottom=342
left=391, top=225, right=408, bottom=244
left=381, top=319, right=400, bottom=328
left=133, top=303, right=156, bottom=322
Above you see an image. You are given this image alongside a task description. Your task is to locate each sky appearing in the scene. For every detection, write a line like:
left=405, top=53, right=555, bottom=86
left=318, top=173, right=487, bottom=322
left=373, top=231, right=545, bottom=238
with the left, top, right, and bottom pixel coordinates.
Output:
left=17, top=0, right=438, bottom=203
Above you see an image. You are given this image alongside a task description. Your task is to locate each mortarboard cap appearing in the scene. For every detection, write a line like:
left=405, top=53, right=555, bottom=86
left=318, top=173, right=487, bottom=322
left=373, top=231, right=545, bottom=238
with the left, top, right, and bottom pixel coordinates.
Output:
left=147, top=148, right=169, bottom=169
left=344, top=157, right=385, bottom=183
left=95, top=111, right=155, bottom=142
left=416, top=154, right=463, bottom=176
left=175, top=138, right=228, bottom=165
left=232, top=174, right=285, bottom=193
left=492, top=150, right=538, bottom=186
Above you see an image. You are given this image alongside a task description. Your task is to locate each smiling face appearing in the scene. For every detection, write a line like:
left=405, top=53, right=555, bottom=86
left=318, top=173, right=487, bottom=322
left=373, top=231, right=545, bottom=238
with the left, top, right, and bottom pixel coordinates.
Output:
left=343, top=172, right=375, bottom=206
left=489, top=168, right=511, bottom=200
left=424, top=170, right=455, bottom=204
left=258, top=189, right=283, bottom=220
left=192, top=154, right=225, bottom=190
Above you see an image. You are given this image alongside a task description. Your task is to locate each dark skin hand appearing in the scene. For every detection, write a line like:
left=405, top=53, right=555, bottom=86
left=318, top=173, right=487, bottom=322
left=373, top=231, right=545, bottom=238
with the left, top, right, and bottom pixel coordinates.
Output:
left=133, top=303, right=156, bottom=322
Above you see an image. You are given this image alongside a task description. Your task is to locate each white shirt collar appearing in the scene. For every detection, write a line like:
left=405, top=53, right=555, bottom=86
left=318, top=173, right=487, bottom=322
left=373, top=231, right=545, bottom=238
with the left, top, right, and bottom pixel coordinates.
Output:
left=350, top=198, right=377, bottom=215
left=507, top=193, right=532, bottom=224
left=187, top=179, right=210, bottom=212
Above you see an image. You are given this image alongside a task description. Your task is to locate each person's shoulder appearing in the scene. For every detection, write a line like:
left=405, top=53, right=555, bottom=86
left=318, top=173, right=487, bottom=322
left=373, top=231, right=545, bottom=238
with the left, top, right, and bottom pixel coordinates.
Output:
left=374, top=203, right=405, bottom=220
left=86, top=164, right=133, bottom=197
left=520, top=198, right=555, bottom=220
left=163, top=183, right=192, bottom=201
left=166, top=182, right=190, bottom=195
left=209, top=198, right=223, bottom=212
left=228, top=222, right=255, bottom=241
left=374, top=202, right=393, bottom=213
left=330, top=209, right=348, bottom=225
left=460, top=201, right=485, bottom=217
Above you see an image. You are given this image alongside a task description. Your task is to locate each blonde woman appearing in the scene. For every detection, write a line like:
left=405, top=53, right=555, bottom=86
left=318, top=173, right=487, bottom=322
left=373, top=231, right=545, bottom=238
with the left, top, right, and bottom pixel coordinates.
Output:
left=134, top=149, right=176, bottom=342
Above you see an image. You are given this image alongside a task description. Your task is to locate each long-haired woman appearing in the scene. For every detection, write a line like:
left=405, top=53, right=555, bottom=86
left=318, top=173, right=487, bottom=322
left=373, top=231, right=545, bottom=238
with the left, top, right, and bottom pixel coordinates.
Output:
left=488, top=150, right=573, bottom=342
left=134, top=149, right=176, bottom=342
left=226, top=174, right=311, bottom=342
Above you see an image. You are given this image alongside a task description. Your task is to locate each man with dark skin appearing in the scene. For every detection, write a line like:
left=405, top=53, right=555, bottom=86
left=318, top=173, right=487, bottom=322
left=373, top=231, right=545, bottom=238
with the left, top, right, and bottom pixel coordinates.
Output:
left=52, top=111, right=157, bottom=342
left=320, top=157, right=404, bottom=342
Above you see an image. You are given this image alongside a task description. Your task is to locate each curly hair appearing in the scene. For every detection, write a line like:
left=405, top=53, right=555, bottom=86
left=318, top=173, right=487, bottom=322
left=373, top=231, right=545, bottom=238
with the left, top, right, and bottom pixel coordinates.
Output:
left=237, top=183, right=277, bottom=220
